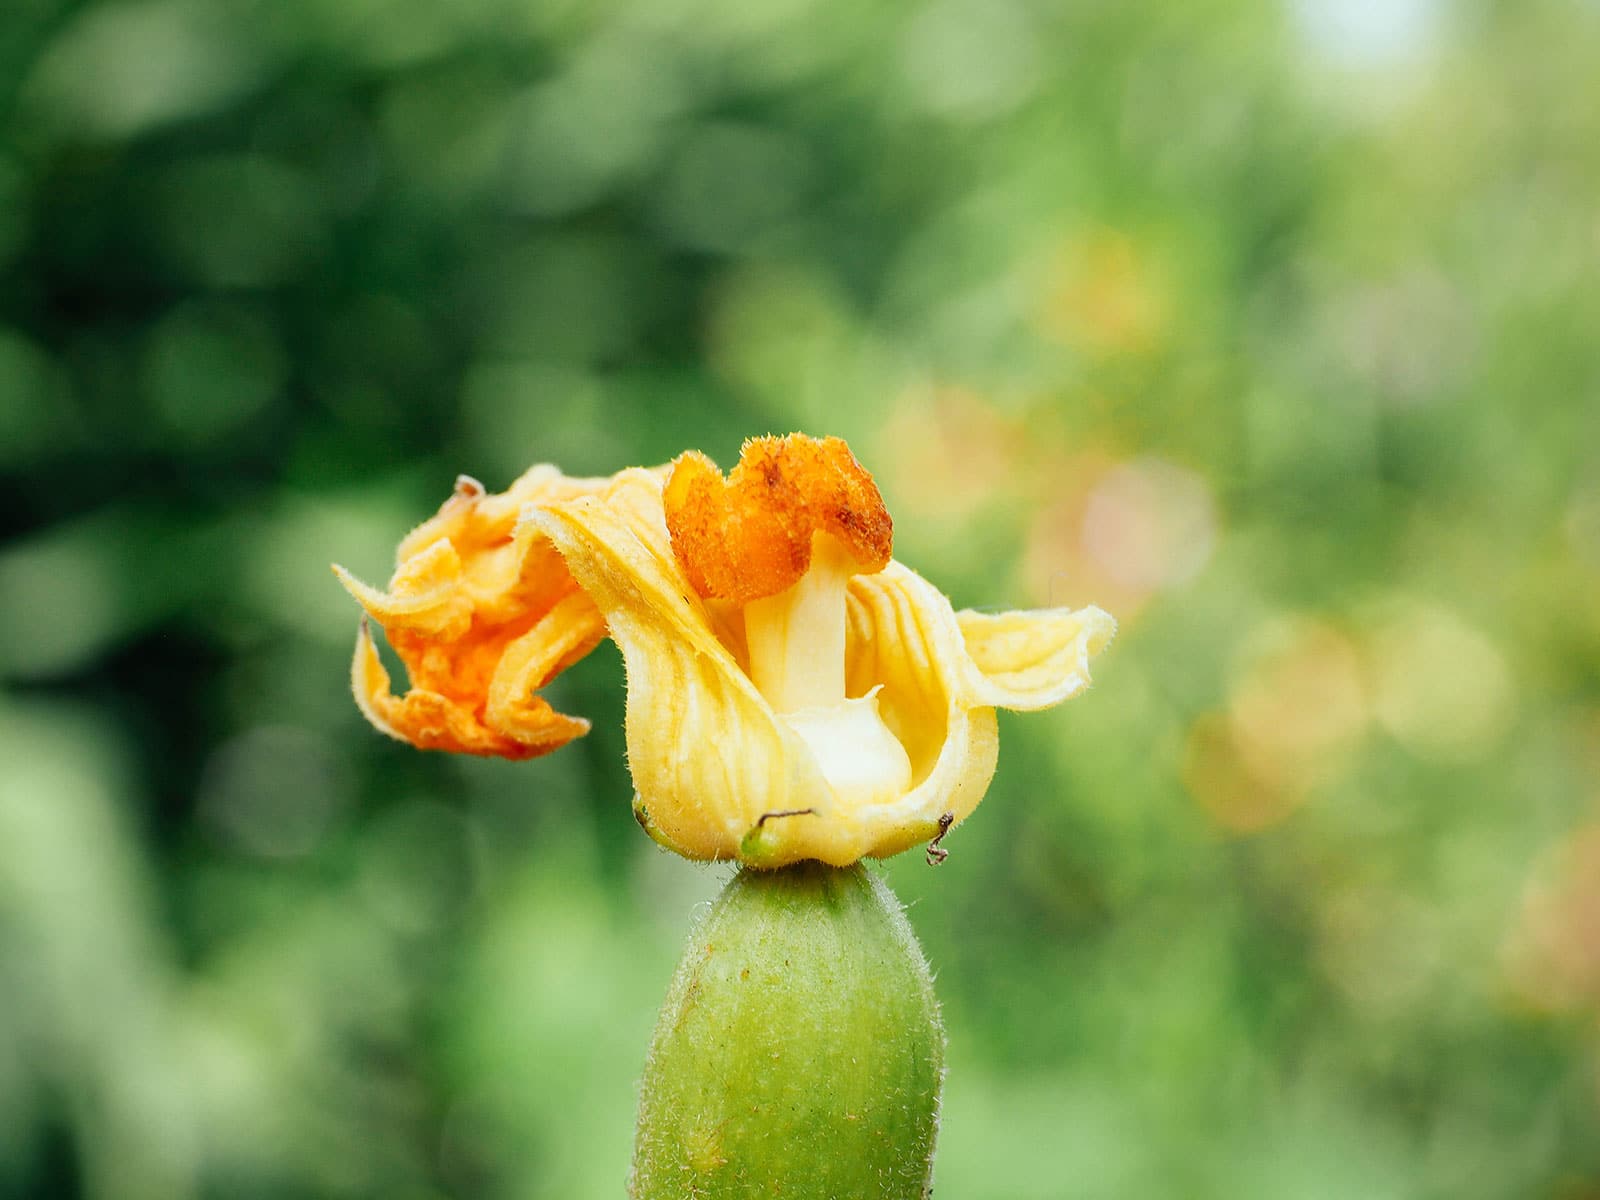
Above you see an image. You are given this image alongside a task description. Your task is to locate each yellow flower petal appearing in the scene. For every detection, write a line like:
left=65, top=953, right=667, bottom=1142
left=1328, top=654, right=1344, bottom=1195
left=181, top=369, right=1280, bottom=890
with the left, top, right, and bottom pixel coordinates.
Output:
left=843, top=575, right=1115, bottom=857
left=956, top=605, right=1117, bottom=710
left=333, top=539, right=471, bottom=639
left=527, top=470, right=838, bottom=864
left=843, top=564, right=1003, bottom=858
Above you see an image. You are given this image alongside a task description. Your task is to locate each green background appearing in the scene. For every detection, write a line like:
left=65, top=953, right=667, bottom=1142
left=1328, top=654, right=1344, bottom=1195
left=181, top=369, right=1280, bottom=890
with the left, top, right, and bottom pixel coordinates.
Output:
left=3, top=0, right=1599, bottom=1196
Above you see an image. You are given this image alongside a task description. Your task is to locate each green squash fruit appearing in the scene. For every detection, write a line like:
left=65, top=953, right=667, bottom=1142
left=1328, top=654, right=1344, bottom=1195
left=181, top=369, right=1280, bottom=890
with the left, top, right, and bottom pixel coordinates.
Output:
left=632, top=862, right=944, bottom=1199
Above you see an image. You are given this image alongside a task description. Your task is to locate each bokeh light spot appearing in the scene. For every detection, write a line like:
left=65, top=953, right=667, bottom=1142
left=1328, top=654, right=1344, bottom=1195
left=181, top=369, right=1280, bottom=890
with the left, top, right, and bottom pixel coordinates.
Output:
left=1229, top=616, right=1370, bottom=784
left=152, top=154, right=326, bottom=288
left=899, top=0, right=1041, bottom=120
left=1366, top=600, right=1514, bottom=764
left=0, top=528, right=122, bottom=679
left=1504, top=825, right=1600, bottom=1013
left=141, top=303, right=286, bottom=448
left=1186, top=616, right=1371, bottom=835
left=357, top=801, right=480, bottom=934
left=653, top=123, right=816, bottom=253
left=198, top=726, right=347, bottom=859
left=23, top=0, right=262, bottom=139
left=1317, top=886, right=1443, bottom=1018
left=500, top=41, right=685, bottom=218
left=1082, top=457, right=1217, bottom=594
left=1037, top=230, right=1168, bottom=356
left=1289, top=0, right=1443, bottom=69
left=1183, top=711, right=1301, bottom=835
left=876, top=385, right=1023, bottom=521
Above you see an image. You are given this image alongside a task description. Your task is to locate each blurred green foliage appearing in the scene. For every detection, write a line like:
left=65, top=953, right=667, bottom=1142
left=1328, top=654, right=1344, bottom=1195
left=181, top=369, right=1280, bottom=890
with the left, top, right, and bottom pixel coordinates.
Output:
left=3, top=0, right=1600, bottom=1196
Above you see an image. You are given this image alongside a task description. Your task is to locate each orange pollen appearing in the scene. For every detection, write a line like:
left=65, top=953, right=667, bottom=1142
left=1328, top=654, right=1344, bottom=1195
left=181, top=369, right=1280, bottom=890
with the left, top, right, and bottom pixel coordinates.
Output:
left=663, top=434, right=893, bottom=602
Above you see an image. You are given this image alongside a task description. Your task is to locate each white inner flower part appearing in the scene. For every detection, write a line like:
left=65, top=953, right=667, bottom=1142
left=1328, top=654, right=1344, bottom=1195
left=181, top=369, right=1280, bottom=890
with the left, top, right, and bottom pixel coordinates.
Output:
left=744, top=535, right=853, bottom=710
left=744, top=534, right=913, bottom=809
left=780, top=690, right=913, bottom=810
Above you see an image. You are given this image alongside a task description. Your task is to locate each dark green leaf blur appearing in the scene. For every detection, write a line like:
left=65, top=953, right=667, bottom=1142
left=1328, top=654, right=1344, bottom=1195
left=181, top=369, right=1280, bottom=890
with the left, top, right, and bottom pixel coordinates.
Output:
left=2, top=0, right=1598, bottom=1195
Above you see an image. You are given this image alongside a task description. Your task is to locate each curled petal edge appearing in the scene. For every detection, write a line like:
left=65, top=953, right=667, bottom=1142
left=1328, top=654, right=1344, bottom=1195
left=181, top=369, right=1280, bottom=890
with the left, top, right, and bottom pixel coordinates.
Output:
left=349, top=617, right=594, bottom=758
left=956, top=605, right=1117, bottom=711
left=843, top=572, right=1114, bottom=858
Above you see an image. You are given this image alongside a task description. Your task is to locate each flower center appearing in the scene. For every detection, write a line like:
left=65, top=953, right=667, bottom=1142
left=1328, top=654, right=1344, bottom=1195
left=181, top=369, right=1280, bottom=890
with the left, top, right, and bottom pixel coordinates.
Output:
left=663, top=435, right=913, bottom=814
left=743, top=532, right=913, bottom=809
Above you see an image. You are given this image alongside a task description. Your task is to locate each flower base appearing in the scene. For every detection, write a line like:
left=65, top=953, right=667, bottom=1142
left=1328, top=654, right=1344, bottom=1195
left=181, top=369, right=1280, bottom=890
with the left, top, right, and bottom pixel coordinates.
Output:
left=631, top=862, right=944, bottom=1199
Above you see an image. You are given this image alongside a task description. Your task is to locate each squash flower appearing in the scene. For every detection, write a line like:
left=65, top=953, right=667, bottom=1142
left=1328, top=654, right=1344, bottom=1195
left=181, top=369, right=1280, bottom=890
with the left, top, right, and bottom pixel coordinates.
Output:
left=335, top=434, right=1113, bottom=868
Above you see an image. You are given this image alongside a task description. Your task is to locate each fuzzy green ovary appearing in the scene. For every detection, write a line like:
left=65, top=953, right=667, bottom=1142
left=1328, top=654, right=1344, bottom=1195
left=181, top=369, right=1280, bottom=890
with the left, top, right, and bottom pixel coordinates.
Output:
left=631, top=863, right=944, bottom=1199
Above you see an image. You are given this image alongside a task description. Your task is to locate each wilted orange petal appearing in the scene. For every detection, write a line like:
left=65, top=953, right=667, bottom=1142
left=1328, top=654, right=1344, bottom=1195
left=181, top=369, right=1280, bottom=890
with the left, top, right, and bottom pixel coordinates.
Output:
left=351, top=618, right=579, bottom=758
left=350, top=620, right=592, bottom=758
left=664, top=434, right=892, bottom=603
left=335, top=465, right=623, bottom=759
left=332, top=541, right=473, bottom=639
left=485, top=591, right=607, bottom=747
